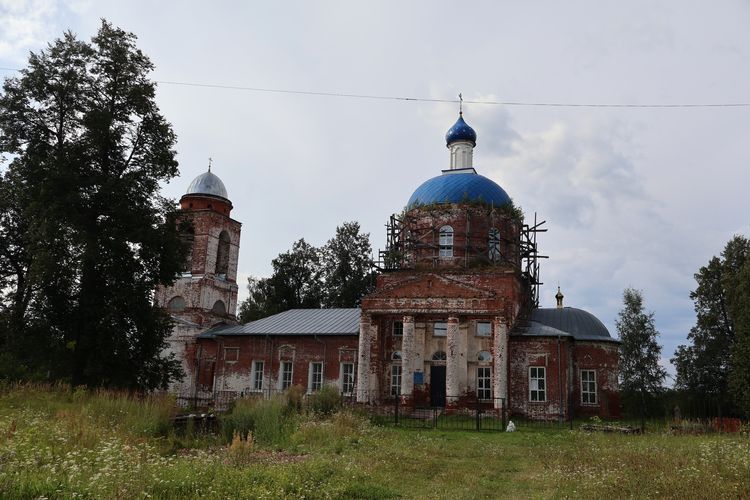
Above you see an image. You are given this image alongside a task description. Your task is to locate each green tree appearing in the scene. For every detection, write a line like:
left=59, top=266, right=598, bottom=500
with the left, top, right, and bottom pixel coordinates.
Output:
left=265, top=238, right=323, bottom=314
left=0, top=22, right=184, bottom=389
left=728, top=245, right=750, bottom=416
left=320, top=221, right=374, bottom=307
left=617, top=288, right=667, bottom=426
left=672, top=236, right=750, bottom=411
left=237, top=276, right=272, bottom=323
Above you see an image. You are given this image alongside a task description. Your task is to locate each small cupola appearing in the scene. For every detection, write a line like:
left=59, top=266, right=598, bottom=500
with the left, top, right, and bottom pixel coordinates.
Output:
left=180, top=160, right=233, bottom=215
left=556, top=286, right=564, bottom=309
left=445, top=100, right=477, bottom=170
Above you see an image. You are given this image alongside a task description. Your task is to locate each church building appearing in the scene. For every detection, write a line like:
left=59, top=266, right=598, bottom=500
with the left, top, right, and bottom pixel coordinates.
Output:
left=160, top=113, right=620, bottom=419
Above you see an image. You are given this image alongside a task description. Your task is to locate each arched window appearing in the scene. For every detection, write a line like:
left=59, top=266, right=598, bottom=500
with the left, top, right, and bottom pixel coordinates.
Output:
left=477, top=350, right=492, bottom=362
left=215, top=230, right=230, bottom=276
left=488, top=228, right=500, bottom=263
left=392, top=351, right=402, bottom=361
left=432, top=351, right=447, bottom=361
left=211, top=300, right=226, bottom=315
left=439, top=226, right=453, bottom=258
left=167, top=296, right=186, bottom=312
left=180, top=224, right=195, bottom=273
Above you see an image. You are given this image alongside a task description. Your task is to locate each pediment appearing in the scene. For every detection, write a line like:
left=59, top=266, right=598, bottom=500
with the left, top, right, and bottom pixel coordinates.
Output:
left=365, top=273, right=496, bottom=300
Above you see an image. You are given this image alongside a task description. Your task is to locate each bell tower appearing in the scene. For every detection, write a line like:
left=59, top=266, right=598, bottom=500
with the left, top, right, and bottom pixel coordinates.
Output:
left=156, top=164, right=242, bottom=326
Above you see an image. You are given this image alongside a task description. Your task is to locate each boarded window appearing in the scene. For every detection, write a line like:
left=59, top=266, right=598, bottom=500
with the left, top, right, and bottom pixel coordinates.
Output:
left=167, top=296, right=186, bottom=312
left=476, top=321, right=491, bottom=337
left=215, top=230, right=230, bottom=276
left=439, top=226, right=453, bottom=258
left=212, top=300, right=226, bottom=315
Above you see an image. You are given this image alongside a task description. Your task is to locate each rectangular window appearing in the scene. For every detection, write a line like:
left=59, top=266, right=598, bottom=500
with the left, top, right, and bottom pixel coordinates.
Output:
left=224, top=347, right=239, bottom=362
left=393, top=320, right=403, bottom=337
left=433, top=322, right=447, bottom=337
left=529, top=366, right=546, bottom=402
left=309, top=362, right=323, bottom=392
left=477, top=367, right=492, bottom=400
left=341, top=362, right=355, bottom=395
left=252, top=361, right=264, bottom=391
left=391, top=365, right=402, bottom=396
left=476, top=321, right=491, bottom=337
left=280, top=361, right=293, bottom=390
left=581, top=370, right=597, bottom=405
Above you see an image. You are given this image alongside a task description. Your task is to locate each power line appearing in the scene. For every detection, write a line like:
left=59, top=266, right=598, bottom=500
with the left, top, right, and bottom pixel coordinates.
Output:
left=2, top=66, right=749, bottom=108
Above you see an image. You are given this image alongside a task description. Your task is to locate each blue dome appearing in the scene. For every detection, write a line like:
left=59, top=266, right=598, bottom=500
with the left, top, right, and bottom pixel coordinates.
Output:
left=407, top=172, right=511, bottom=209
left=445, top=114, right=477, bottom=146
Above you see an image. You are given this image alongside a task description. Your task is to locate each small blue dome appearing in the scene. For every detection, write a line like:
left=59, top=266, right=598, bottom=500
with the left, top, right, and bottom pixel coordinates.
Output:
left=445, top=114, right=477, bottom=146
left=407, top=172, right=511, bottom=209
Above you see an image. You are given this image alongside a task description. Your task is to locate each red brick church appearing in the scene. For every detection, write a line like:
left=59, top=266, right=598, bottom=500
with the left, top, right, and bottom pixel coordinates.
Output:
left=156, top=113, right=620, bottom=419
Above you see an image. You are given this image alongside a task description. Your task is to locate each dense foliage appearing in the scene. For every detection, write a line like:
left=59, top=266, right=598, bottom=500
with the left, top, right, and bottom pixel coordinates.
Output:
left=239, top=221, right=375, bottom=322
left=0, top=22, right=184, bottom=389
left=617, top=288, right=667, bottom=420
left=672, top=235, right=750, bottom=416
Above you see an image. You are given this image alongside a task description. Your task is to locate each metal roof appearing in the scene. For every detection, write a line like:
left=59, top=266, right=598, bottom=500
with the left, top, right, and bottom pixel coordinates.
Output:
left=407, top=171, right=512, bottom=210
left=186, top=170, right=228, bottom=199
left=514, top=307, right=619, bottom=343
left=200, top=308, right=360, bottom=338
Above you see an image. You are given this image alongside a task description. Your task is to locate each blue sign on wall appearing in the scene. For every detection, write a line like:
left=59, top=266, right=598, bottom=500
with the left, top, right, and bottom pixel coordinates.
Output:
left=413, top=371, right=424, bottom=385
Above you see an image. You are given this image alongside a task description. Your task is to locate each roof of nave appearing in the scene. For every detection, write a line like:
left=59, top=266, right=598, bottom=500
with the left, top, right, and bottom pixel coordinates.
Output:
left=199, top=308, right=360, bottom=338
left=514, top=307, right=619, bottom=343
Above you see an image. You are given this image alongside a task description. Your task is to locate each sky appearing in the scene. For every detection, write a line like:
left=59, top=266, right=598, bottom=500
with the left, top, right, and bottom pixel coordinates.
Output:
left=2, top=0, right=750, bottom=382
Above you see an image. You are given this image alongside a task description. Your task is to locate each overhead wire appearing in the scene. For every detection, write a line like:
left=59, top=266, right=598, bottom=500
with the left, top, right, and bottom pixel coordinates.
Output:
left=2, top=67, right=749, bottom=108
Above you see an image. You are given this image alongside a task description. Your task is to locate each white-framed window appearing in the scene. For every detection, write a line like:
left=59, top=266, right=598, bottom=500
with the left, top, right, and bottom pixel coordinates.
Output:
left=432, top=351, right=447, bottom=362
left=308, top=362, right=323, bottom=393
left=477, top=367, right=492, bottom=400
left=340, top=362, right=355, bottom=396
left=439, top=225, right=454, bottom=258
left=476, top=321, right=491, bottom=337
left=251, top=360, right=264, bottom=391
left=529, top=366, right=546, bottom=402
left=433, top=322, right=447, bottom=337
left=224, top=347, right=239, bottom=362
left=393, top=320, right=403, bottom=337
left=581, top=370, right=597, bottom=405
left=279, top=361, right=293, bottom=390
left=391, top=364, right=402, bottom=396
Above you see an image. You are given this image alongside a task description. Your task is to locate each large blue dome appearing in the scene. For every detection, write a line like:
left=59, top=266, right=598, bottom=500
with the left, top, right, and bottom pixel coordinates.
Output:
left=445, top=114, right=477, bottom=146
left=407, top=172, right=511, bottom=209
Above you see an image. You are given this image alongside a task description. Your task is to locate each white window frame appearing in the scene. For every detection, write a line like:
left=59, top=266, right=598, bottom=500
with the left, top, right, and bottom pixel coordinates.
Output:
left=391, top=364, right=402, bottom=396
left=581, top=369, right=597, bottom=405
left=477, top=366, right=492, bottom=400
left=279, top=361, right=293, bottom=390
left=308, top=362, right=324, bottom=393
left=476, top=321, right=491, bottom=337
left=433, top=322, right=447, bottom=337
left=251, top=360, right=264, bottom=392
left=529, top=366, right=546, bottom=402
left=439, top=225, right=454, bottom=258
left=340, top=362, right=355, bottom=396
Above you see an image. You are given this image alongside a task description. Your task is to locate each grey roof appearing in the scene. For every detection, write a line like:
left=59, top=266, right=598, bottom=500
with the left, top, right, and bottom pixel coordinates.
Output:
left=200, top=308, right=360, bottom=338
left=514, top=307, right=619, bottom=343
left=186, top=170, right=228, bottom=199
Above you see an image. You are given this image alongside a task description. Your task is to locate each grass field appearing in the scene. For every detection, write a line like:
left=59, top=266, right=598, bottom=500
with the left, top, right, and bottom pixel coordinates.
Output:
left=1, top=385, right=748, bottom=499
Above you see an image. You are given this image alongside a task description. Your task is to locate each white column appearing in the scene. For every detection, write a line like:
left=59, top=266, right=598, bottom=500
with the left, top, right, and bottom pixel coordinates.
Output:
left=493, top=318, right=508, bottom=410
left=356, top=314, right=371, bottom=403
left=400, top=316, right=415, bottom=399
left=446, top=316, right=460, bottom=404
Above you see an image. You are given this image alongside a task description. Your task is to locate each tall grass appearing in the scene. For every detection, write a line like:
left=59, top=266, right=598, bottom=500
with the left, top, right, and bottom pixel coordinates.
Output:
left=220, top=394, right=297, bottom=448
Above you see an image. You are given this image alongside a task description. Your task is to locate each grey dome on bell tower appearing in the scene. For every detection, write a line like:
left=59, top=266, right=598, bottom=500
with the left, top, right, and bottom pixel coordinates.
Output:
left=185, top=169, right=228, bottom=200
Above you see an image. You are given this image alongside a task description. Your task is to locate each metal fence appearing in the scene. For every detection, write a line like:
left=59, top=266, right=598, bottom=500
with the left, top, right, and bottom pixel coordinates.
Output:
left=173, top=388, right=747, bottom=434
